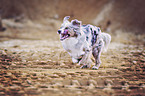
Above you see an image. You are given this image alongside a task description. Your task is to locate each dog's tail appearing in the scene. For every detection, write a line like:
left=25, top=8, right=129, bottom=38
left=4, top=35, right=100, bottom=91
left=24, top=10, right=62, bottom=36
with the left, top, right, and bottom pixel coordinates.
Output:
left=100, top=32, right=111, bottom=52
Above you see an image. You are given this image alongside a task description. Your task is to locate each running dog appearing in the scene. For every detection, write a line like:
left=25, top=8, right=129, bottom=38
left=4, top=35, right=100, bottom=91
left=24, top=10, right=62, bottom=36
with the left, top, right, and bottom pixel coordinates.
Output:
left=57, top=16, right=111, bottom=69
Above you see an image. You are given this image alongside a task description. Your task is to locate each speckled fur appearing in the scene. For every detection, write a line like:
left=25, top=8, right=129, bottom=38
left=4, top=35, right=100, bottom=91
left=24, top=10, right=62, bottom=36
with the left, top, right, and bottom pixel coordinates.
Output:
left=57, top=16, right=111, bottom=69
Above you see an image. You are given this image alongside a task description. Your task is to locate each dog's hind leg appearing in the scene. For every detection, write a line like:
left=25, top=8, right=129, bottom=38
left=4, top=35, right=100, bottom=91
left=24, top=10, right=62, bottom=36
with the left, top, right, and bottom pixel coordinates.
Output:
left=92, top=39, right=104, bottom=70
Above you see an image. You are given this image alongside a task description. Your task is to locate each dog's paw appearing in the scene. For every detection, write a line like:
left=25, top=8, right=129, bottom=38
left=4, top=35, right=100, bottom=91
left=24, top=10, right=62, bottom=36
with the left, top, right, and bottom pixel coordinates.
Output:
left=92, top=66, right=99, bottom=70
left=80, top=65, right=89, bottom=69
left=72, top=58, right=78, bottom=63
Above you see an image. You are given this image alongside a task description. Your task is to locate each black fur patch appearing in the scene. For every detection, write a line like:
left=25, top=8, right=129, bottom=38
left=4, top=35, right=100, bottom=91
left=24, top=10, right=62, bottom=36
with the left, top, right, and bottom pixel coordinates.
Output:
left=77, top=58, right=82, bottom=62
left=91, top=33, right=98, bottom=46
left=86, top=36, right=89, bottom=41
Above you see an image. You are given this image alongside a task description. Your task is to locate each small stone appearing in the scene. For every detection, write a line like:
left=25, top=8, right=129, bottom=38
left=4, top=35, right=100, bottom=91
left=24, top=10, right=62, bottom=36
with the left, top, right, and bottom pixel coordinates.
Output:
left=51, top=83, right=63, bottom=88
left=4, top=75, right=11, bottom=78
left=130, top=65, right=136, bottom=71
left=140, top=84, right=145, bottom=89
left=57, top=73, right=67, bottom=77
left=48, top=74, right=59, bottom=78
left=89, top=80, right=98, bottom=86
left=38, top=85, right=48, bottom=88
left=66, top=72, right=76, bottom=75
left=20, top=77, right=27, bottom=80
left=42, top=65, right=51, bottom=69
left=89, top=71, right=97, bottom=75
left=27, top=80, right=32, bottom=85
left=76, top=64, right=81, bottom=68
left=21, top=82, right=31, bottom=87
left=60, top=63, right=65, bottom=67
left=103, top=86, right=113, bottom=94
left=9, top=86, right=20, bottom=91
left=0, top=92, right=5, bottom=95
left=12, top=81, right=21, bottom=85
left=104, top=80, right=113, bottom=85
left=122, top=83, right=129, bottom=91
left=0, top=88, right=5, bottom=92
left=132, top=61, right=137, bottom=64
left=11, top=63, right=16, bottom=67
left=67, top=75, right=72, bottom=78
left=72, top=80, right=80, bottom=86
left=88, top=83, right=95, bottom=89
left=17, top=90, right=25, bottom=94
left=31, top=76, right=38, bottom=79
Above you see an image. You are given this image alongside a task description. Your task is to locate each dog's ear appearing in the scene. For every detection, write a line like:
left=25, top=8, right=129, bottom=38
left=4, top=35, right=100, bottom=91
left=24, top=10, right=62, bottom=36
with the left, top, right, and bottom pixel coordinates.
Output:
left=71, top=19, right=81, bottom=27
left=63, top=16, right=70, bottom=23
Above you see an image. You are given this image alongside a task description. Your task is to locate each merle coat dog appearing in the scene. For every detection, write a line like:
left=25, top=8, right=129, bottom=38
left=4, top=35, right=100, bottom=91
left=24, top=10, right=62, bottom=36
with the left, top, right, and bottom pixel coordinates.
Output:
left=57, top=16, right=111, bottom=69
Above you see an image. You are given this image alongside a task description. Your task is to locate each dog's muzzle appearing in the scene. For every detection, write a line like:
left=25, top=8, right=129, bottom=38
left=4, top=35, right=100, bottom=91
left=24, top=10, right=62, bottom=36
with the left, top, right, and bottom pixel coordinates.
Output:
left=60, top=29, right=70, bottom=41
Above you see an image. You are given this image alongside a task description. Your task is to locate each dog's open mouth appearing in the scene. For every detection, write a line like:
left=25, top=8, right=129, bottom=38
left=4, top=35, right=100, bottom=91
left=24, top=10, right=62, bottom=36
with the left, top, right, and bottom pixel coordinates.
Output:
left=60, top=34, right=70, bottom=40
left=60, top=29, right=70, bottom=41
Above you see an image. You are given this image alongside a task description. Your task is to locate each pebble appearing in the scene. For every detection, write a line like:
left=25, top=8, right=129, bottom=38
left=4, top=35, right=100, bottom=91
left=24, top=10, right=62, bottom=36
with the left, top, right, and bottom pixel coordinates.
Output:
left=40, top=61, right=47, bottom=64
left=57, top=73, right=67, bottom=77
left=76, top=64, right=81, bottom=68
left=104, top=80, right=113, bottom=85
left=51, top=83, right=63, bottom=88
left=132, top=61, right=137, bottom=64
left=11, top=63, right=16, bottom=67
left=140, top=84, right=145, bottom=89
left=27, top=80, right=32, bottom=85
left=20, top=77, right=28, bottom=80
left=72, top=80, right=80, bottom=86
left=0, top=92, right=5, bottom=95
left=60, top=63, right=65, bottom=67
left=42, top=65, right=51, bottom=69
left=66, top=72, right=76, bottom=75
left=31, top=76, right=38, bottom=79
left=25, top=86, right=37, bottom=90
left=12, top=81, right=21, bottom=85
left=88, top=83, right=95, bottom=89
left=17, top=90, right=25, bottom=94
left=48, top=74, right=59, bottom=78
left=89, top=80, right=98, bottom=86
left=9, top=86, right=20, bottom=91
left=122, top=83, right=130, bottom=91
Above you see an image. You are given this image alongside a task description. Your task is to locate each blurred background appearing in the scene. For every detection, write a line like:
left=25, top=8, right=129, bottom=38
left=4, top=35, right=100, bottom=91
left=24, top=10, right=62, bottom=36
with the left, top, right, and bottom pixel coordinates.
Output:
left=0, top=0, right=145, bottom=34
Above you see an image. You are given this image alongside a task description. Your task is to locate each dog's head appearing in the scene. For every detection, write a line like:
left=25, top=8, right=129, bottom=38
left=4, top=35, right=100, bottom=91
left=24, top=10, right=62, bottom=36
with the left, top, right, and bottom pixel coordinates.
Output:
left=57, top=16, right=82, bottom=41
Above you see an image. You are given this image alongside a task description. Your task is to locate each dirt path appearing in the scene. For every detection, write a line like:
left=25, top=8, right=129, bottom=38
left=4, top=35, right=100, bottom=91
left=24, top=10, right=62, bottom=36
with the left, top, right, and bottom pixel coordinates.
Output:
left=0, top=22, right=145, bottom=96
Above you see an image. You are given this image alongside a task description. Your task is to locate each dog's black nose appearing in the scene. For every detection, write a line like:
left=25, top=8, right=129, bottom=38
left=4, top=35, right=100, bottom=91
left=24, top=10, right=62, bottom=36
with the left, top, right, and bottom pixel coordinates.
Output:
left=57, top=30, right=61, bottom=34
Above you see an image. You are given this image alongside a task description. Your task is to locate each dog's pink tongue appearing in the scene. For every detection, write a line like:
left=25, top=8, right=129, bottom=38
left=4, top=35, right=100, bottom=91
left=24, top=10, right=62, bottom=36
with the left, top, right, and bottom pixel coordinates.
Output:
left=60, top=29, right=69, bottom=40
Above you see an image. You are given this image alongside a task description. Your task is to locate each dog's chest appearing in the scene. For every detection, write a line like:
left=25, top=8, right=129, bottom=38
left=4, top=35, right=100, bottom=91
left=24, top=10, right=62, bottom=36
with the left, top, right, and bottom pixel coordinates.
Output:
left=61, top=37, right=84, bottom=57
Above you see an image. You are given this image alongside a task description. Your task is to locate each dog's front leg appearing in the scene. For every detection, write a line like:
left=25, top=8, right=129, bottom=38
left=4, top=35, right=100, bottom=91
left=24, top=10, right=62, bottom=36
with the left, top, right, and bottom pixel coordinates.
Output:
left=79, top=41, right=92, bottom=68
left=92, top=39, right=104, bottom=70
left=79, top=51, right=92, bottom=68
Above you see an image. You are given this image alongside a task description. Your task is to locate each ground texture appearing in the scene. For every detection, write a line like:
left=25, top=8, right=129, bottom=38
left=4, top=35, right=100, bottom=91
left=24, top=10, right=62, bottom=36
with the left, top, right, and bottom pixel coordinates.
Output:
left=0, top=19, right=145, bottom=96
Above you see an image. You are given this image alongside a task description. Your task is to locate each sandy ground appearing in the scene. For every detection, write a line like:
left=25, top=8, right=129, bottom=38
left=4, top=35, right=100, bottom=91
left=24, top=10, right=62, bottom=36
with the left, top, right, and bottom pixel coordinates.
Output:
left=0, top=19, right=145, bottom=96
